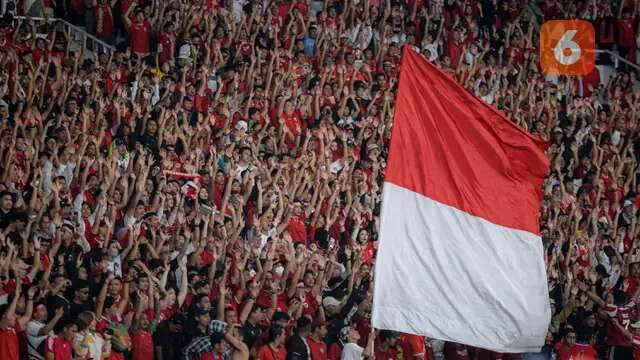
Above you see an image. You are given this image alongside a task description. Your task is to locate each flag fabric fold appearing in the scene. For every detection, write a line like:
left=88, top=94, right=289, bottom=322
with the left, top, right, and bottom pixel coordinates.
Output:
left=372, top=47, right=551, bottom=353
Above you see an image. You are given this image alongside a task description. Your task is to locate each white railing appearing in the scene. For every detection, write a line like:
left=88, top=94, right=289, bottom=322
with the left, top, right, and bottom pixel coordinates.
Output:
left=14, top=16, right=115, bottom=56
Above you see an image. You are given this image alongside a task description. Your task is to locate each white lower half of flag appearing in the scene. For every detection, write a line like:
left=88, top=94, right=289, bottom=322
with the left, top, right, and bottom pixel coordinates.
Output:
left=372, top=183, right=551, bottom=353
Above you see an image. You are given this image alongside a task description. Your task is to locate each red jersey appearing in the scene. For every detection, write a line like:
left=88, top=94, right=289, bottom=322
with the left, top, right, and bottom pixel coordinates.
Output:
left=554, top=342, right=571, bottom=360
left=400, top=334, right=426, bottom=359
left=375, top=345, right=400, bottom=359
left=0, top=321, right=21, bottom=360
left=96, top=3, right=114, bottom=37
left=606, top=301, right=637, bottom=346
left=617, top=19, right=635, bottom=47
left=131, top=329, right=154, bottom=360
left=287, top=214, right=307, bottom=244
left=307, top=336, right=327, bottom=360
left=257, top=344, right=287, bottom=360
left=157, top=32, right=173, bottom=64
left=328, top=342, right=341, bottom=360
left=569, top=343, right=597, bottom=360
left=282, top=110, right=303, bottom=137
left=45, top=335, right=73, bottom=360
left=130, top=20, right=152, bottom=54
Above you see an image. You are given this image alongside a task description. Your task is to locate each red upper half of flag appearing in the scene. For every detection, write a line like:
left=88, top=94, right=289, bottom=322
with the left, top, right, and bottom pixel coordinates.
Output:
left=385, top=48, right=549, bottom=235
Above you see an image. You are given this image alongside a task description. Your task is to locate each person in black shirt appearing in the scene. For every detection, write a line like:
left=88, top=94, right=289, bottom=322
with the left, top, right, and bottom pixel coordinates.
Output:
left=68, top=280, right=93, bottom=319
left=241, top=304, right=266, bottom=351
left=153, top=313, right=188, bottom=360
left=0, top=190, right=15, bottom=230
left=286, top=317, right=312, bottom=360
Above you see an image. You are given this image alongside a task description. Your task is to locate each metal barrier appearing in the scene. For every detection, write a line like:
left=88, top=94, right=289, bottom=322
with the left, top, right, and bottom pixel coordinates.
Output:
left=594, top=50, right=640, bottom=72
left=14, top=15, right=115, bottom=57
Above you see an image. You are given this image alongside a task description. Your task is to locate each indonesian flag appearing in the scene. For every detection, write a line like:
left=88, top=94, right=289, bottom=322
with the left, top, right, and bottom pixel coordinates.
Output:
left=372, top=48, right=551, bottom=352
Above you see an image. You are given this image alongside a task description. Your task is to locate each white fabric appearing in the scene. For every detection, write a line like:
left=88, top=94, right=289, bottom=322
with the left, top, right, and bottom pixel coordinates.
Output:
left=372, top=183, right=550, bottom=353
left=341, top=343, right=364, bottom=360
left=26, top=320, right=49, bottom=360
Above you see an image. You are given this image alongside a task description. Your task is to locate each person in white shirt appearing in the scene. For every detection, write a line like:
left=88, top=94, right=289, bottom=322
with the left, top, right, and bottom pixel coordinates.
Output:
left=339, top=325, right=375, bottom=360
left=74, top=311, right=109, bottom=360
left=26, top=305, right=65, bottom=360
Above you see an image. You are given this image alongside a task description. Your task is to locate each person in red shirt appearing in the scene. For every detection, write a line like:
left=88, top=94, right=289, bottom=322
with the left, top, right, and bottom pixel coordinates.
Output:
left=307, top=320, right=328, bottom=360
left=616, top=6, right=635, bottom=64
left=45, top=320, right=78, bottom=360
left=123, top=5, right=159, bottom=56
left=554, top=328, right=576, bottom=360
left=131, top=296, right=155, bottom=360
left=0, top=282, right=34, bottom=360
left=94, top=0, right=116, bottom=44
left=375, top=330, right=400, bottom=360
left=555, top=328, right=598, bottom=360
left=287, top=201, right=308, bottom=245
left=400, top=333, right=428, bottom=360
left=257, top=325, right=287, bottom=360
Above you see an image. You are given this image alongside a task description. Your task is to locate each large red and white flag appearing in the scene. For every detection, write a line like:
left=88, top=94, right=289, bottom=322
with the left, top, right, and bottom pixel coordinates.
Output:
left=372, top=48, right=551, bottom=353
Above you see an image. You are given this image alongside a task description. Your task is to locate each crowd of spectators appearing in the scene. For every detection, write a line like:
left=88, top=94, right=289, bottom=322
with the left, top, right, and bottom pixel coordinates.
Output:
left=0, top=0, right=640, bottom=359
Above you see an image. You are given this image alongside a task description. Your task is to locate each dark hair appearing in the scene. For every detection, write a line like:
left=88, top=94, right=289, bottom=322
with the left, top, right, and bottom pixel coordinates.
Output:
left=74, top=280, right=89, bottom=292
left=210, top=332, right=225, bottom=346
left=296, top=316, right=312, bottom=332
left=266, top=325, right=285, bottom=343
left=614, top=290, right=628, bottom=305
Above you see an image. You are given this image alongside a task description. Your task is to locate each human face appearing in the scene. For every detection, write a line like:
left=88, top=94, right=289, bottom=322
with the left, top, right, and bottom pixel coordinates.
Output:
left=0, top=194, right=13, bottom=212
left=197, top=312, right=210, bottom=328
left=77, top=287, right=90, bottom=301
left=63, top=324, right=78, bottom=341
left=348, top=327, right=360, bottom=342
left=108, top=278, right=122, bottom=296
left=565, top=332, right=576, bottom=347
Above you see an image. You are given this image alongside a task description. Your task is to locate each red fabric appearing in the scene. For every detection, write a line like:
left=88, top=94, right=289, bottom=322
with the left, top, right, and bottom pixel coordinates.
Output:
left=554, top=342, right=571, bottom=360
left=327, top=342, right=341, bottom=360
left=130, top=20, right=152, bottom=54
left=375, top=345, right=399, bottom=359
left=158, top=32, right=172, bottom=64
left=569, top=344, right=597, bottom=360
left=605, top=301, right=636, bottom=346
left=96, top=3, right=114, bottom=37
left=287, top=214, right=307, bottom=244
left=256, top=344, right=287, bottom=360
left=131, top=330, right=154, bottom=360
left=45, top=336, right=73, bottom=360
left=617, top=19, right=635, bottom=47
left=0, top=321, right=21, bottom=360
left=400, top=334, right=427, bottom=359
left=633, top=335, right=640, bottom=359
left=307, top=336, right=327, bottom=360
left=385, top=48, right=549, bottom=234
